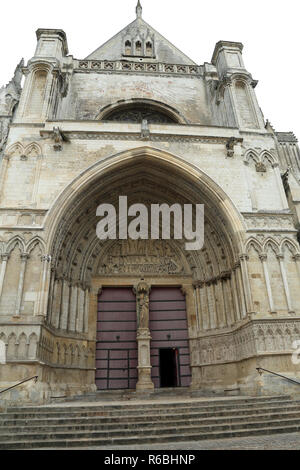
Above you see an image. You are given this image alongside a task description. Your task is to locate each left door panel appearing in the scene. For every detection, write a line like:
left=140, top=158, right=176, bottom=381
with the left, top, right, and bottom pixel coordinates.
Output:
left=96, top=287, right=137, bottom=390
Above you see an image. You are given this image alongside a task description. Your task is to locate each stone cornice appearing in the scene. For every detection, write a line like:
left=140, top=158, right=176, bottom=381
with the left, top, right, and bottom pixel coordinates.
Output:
left=40, top=129, right=243, bottom=146
left=74, top=59, right=202, bottom=78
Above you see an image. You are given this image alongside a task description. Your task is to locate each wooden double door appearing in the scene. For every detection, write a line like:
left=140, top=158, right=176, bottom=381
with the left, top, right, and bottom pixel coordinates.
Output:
left=96, top=286, right=191, bottom=390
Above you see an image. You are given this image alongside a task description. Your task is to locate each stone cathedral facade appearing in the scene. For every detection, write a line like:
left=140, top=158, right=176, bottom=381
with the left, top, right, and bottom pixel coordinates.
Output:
left=0, top=2, right=300, bottom=404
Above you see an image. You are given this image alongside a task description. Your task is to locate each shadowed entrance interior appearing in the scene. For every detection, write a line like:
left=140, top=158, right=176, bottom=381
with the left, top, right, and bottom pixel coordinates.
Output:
left=159, top=348, right=179, bottom=387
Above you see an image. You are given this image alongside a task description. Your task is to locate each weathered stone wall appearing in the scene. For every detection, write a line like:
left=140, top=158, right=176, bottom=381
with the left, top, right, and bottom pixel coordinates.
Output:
left=0, top=24, right=299, bottom=403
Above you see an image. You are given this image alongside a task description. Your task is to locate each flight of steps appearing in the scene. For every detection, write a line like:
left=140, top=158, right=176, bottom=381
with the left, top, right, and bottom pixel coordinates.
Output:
left=0, top=395, right=300, bottom=449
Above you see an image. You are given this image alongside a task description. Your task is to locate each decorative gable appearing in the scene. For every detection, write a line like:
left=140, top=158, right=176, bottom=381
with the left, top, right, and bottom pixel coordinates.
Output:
left=85, top=3, right=196, bottom=65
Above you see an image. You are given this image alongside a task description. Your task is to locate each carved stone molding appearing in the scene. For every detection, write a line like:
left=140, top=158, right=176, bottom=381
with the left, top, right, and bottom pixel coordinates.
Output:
left=97, top=239, right=186, bottom=276
left=42, top=130, right=242, bottom=148
left=243, top=214, right=295, bottom=232
left=197, top=319, right=300, bottom=366
left=75, top=59, right=200, bottom=77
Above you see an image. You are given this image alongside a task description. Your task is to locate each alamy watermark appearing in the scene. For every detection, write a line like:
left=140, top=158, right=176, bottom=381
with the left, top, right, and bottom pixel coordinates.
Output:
left=96, top=196, right=204, bottom=251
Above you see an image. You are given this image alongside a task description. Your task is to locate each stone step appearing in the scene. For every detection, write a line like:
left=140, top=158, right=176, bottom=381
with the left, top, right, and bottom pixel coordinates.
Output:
left=1, top=410, right=300, bottom=435
left=1, top=417, right=300, bottom=443
left=2, top=398, right=292, bottom=420
left=0, top=398, right=295, bottom=419
left=1, top=403, right=300, bottom=428
left=8, top=395, right=289, bottom=413
left=0, top=395, right=297, bottom=449
left=1, top=423, right=300, bottom=449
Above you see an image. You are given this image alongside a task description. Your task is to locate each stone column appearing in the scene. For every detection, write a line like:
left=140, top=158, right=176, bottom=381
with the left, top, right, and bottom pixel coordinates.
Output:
left=193, top=284, right=202, bottom=330
left=76, top=284, right=85, bottom=333
left=235, top=262, right=247, bottom=318
left=277, top=253, right=294, bottom=314
left=259, top=253, right=276, bottom=313
left=51, top=277, right=62, bottom=329
left=135, top=281, right=154, bottom=391
left=0, top=253, right=10, bottom=298
left=47, top=266, right=55, bottom=323
left=182, top=284, right=198, bottom=389
left=239, top=254, right=255, bottom=315
left=68, top=283, right=78, bottom=331
left=182, top=284, right=197, bottom=334
left=231, top=267, right=241, bottom=322
left=59, top=276, right=70, bottom=330
left=36, top=254, right=51, bottom=316
left=83, top=284, right=90, bottom=334
left=15, top=253, right=29, bottom=317
left=207, top=282, right=218, bottom=328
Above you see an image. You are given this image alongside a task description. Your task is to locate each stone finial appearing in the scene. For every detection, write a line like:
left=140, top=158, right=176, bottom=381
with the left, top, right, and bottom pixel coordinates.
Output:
left=136, top=0, right=142, bottom=18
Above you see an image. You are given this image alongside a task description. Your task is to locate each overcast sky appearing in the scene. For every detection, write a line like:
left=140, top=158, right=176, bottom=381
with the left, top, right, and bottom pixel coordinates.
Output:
left=0, top=0, right=299, bottom=139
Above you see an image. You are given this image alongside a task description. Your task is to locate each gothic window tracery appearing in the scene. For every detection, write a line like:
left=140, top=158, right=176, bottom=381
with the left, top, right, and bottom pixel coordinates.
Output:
left=104, top=105, right=177, bottom=124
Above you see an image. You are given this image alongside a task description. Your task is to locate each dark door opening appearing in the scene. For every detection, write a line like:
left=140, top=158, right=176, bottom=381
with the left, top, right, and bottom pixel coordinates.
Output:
left=159, top=348, right=179, bottom=388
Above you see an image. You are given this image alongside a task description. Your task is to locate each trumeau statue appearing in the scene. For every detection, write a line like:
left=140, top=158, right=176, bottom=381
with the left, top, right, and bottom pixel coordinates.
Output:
left=136, top=281, right=150, bottom=330
left=138, top=291, right=149, bottom=329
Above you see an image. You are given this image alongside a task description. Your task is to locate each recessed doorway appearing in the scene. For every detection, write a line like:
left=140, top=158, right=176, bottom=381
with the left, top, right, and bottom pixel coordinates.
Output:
left=159, top=348, right=179, bottom=388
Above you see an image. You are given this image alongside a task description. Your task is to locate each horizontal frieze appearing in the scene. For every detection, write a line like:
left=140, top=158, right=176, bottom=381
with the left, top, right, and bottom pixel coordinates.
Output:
left=243, top=213, right=296, bottom=232
left=74, top=59, right=201, bottom=77
left=40, top=129, right=241, bottom=146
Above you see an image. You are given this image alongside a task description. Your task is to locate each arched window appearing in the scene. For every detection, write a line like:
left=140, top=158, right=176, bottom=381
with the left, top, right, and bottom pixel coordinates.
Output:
left=135, top=41, right=142, bottom=55
left=125, top=40, right=132, bottom=56
left=146, top=41, right=153, bottom=57
left=102, top=103, right=179, bottom=124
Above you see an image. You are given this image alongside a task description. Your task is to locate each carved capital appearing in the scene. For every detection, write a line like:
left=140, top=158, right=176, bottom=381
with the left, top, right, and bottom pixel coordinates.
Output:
left=259, top=253, right=267, bottom=262
left=20, top=253, right=30, bottom=261
left=1, top=253, right=10, bottom=262
left=255, top=162, right=267, bottom=173
left=193, top=281, right=205, bottom=289
left=181, top=284, right=194, bottom=296
left=41, top=254, right=51, bottom=263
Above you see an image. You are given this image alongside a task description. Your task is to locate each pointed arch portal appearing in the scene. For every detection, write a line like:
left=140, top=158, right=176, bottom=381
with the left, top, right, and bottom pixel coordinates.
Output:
left=45, top=147, right=248, bottom=390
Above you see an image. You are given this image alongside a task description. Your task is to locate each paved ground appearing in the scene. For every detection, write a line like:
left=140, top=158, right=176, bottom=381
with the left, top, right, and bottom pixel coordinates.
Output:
left=86, top=432, right=300, bottom=450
